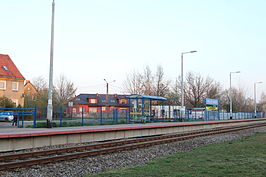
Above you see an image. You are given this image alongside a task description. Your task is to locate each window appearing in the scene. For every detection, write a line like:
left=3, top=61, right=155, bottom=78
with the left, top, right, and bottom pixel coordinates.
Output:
left=0, top=80, right=6, bottom=90
left=119, top=99, right=127, bottom=104
left=89, top=98, right=97, bottom=104
left=2, top=66, right=8, bottom=71
left=12, top=82, right=19, bottom=91
left=79, top=107, right=83, bottom=112
left=72, top=108, right=76, bottom=113
left=89, top=108, right=97, bottom=113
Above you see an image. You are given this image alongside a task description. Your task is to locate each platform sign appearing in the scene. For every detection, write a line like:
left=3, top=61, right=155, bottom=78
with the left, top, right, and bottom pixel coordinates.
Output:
left=205, top=98, right=219, bottom=111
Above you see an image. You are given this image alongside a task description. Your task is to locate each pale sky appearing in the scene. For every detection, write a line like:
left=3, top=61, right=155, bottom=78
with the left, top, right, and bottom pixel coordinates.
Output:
left=0, top=0, right=265, bottom=99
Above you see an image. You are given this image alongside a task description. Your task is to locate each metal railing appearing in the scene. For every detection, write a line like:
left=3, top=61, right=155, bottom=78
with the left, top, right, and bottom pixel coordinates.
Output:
left=2, top=106, right=263, bottom=128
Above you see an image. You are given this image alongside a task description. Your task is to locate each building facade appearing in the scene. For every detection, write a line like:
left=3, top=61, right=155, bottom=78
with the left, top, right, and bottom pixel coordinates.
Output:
left=24, top=80, right=38, bottom=99
left=72, top=93, right=129, bottom=113
left=0, top=54, right=25, bottom=107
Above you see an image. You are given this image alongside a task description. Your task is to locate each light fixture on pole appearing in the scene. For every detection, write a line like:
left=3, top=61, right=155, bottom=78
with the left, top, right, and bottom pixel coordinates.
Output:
left=229, top=71, right=240, bottom=119
left=254, top=81, right=262, bottom=118
left=104, top=79, right=115, bottom=111
left=180, top=51, right=197, bottom=110
left=47, top=0, right=55, bottom=128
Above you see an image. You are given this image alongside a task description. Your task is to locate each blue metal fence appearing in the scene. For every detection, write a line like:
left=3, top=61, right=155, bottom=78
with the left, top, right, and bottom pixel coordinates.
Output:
left=31, top=106, right=130, bottom=128
left=0, top=107, right=36, bottom=128
left=2, top=106, right=263, bottom=128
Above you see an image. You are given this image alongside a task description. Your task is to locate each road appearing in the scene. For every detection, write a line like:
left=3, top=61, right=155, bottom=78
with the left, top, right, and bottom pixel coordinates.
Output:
left=0, top=121, right=16, bottom=128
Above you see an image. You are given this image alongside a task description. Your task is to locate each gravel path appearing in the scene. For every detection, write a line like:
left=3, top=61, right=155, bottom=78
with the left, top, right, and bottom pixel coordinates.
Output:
left=0, top=126, right=265, bottom=177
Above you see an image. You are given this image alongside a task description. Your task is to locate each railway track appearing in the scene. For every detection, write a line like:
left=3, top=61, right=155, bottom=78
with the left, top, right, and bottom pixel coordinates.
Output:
left=0, top=122, right=265, bottom=171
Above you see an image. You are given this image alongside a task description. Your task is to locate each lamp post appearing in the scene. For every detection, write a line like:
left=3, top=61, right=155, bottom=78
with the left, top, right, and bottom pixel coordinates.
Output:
left=254, top=81, right=262, bottom=118
left=229, top=71, right=240, bottom=119
left=104, top=79, right=115, bottom=111
left=47, top=0, right=55, bottom=128
left=181, top=51, right=197, bottom=110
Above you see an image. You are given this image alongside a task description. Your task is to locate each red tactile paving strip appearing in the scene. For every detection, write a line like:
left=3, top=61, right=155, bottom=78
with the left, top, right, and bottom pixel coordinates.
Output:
left=0, top=119, right=265, bottom=139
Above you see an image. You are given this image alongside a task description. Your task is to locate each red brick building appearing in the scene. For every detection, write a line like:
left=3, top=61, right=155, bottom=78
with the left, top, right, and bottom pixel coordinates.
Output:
left=71, top=93, right=129, bottom=113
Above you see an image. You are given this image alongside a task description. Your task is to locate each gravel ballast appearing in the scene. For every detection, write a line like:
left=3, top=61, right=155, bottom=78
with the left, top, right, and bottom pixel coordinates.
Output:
left=0, top=126, right=265, bottom=177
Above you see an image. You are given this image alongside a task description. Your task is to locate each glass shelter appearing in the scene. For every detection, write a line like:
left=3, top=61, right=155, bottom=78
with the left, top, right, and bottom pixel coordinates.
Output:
left=126, top=94, right=167, bottom=122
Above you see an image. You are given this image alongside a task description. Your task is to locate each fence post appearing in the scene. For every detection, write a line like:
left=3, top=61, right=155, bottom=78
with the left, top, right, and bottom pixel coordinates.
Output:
left=22, top=109, right=25, bottom=128
left=81, top=107, right=84, bottom=126
left=100, top=107, right=103, bottom=125
left=113, top=109, right=115, bottom=123
left=115, top=108, right=118, bottom=123
left=126, top=109, right=129, bottom=123
left=33, top=105, right=37, bottom=128
left=59, top=106, right=63, bottom=127
left=162, top=109, right=165, bottom=122
left=17, top=112, right=20, bottom=128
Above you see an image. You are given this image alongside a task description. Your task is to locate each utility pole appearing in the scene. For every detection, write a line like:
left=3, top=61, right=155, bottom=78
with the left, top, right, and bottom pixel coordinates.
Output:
left=47, top=0, right=55, bottom=128
left=254, top=81, right=262, bottom=118
left=106, top=82, right=109, bottom=108
left=229, top=71, right=240, bottom=119
left=104, top=79, right=115, bottom=112
left=180, top=51, right=197, bottom=118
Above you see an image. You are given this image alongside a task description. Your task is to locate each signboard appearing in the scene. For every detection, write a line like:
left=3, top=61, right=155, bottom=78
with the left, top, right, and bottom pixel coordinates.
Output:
left=205, top=98, right=219, bottom=111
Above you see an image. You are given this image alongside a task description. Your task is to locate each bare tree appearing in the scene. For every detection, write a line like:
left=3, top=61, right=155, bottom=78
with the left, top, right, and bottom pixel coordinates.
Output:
left=27, top=75, right=77, bottom=107
left=123, top=65, right=154, bottom=95
left=220, top=88, right=253, bottom=112
left=32, top=76, right=48, bottom=92
left=165, top=78, right=180, bottom=105
left=154, top=65, right=170, bottom=97
left=31, top=76, right=49, bottom=107
left=258, top=92, right=266, bottom=112
left=142, top=65, right=154, bottom=95
left=123, top=70, right=143, bottom=94
left=184, top=72, right=221, bottom=108
left=54, top=75, right=77, bottom=106
left=124, top=65, right=171, bottom=97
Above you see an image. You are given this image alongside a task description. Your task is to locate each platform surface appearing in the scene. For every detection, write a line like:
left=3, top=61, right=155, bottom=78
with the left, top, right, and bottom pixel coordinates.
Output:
left=0, top=118, right=265, bottom=139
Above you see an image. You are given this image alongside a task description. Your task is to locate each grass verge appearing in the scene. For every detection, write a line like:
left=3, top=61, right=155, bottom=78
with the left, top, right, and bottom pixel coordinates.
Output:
left=86, top=132, right=266, bottom=177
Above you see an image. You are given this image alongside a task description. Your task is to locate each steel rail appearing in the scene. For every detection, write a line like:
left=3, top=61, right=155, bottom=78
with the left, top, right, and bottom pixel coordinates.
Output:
left=0, top=122, right=265, bottom=171
left=0, top=123, right=260, bottom=162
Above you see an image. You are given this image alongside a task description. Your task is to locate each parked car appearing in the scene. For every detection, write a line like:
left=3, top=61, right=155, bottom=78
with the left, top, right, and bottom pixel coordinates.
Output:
left=0, top=111, right=14, bottom=122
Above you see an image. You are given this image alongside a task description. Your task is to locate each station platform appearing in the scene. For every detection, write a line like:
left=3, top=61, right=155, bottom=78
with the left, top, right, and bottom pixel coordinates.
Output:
left=0, top=118, right=266, bottom=152
left=0, top=118, right=265, bottom=138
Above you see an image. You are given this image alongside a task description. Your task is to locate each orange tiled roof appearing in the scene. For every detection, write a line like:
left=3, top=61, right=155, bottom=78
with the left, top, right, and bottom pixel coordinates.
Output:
left=0, top=54, right=25, bottom=80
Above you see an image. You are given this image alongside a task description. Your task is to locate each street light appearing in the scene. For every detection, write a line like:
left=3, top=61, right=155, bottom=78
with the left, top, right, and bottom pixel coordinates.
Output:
left=47, top=0, right=55, bottom=128
left=254, top=81, right=263, bottom=118
left=181, top=51, right=197, bottom=109
left=104, top=79, right=115, bottom=110
left=229, top=71, right=240, bottom=119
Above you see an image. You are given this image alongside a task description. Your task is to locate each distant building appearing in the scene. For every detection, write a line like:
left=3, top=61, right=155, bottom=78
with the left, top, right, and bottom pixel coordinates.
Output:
left=0, top=54, right=25, bottom=107
left=72, top=93, right=129, bottom=113
left=24, top=80, right=38, bottom=107
left=24, top=80, right=38, bottom=99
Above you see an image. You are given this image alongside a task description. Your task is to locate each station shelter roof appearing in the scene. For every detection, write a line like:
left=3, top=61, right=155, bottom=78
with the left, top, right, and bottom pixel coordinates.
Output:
left=126, top=94, right=167, bottom=101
